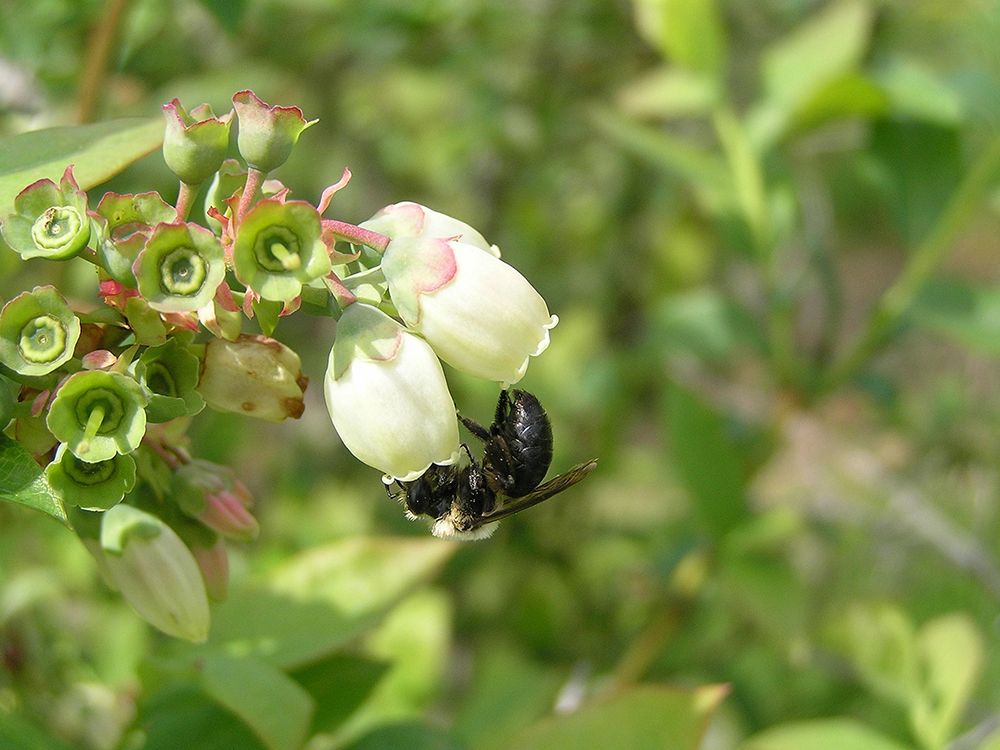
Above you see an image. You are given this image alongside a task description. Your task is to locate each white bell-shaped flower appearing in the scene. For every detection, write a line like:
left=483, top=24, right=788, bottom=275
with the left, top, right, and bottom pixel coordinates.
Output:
left=324, top=303, right=461, bottom=481
left=381, top=237, right=557, bottom=385
left=360, top=202, right=498, bottom=256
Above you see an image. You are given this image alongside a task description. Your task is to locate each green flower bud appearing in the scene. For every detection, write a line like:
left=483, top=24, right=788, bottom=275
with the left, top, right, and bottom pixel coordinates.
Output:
left=47, top=370, right=147, bottom=462
left=0, top=286, right=81, bottom=377
left=232, top=199, right=331, bottom=302
left=232, top=90, right=316, bottom=173
left=162, top=99, right=234, bottom=186
left=94, top=192, right=176, bottom=286
left=134, top=222, right=226, bottom=313
left=99, top=504, right=210, bottom=641
left=197, top=334, right=306, bottom=422
left=45, top=444, right=136, bottom=511
left=133, top=338, right=204, bottom=423
left=1, top=166, right=91, bottom=261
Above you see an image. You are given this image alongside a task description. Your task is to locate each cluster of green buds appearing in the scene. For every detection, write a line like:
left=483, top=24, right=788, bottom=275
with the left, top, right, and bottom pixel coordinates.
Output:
left=0, top=89, right=555, bottom=640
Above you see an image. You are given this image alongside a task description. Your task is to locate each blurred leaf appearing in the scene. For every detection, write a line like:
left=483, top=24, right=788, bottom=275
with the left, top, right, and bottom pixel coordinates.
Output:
left=288, top=654, right=390, bottom=735
left=653, top=288, right=750, bottom=362
left=835, top=603, right=919, bottom=706
left=342, top=722, right=465, bottom=750
left=137, top=682, right=267, bottom=750
left=665, top=385, right=749, bottom=537
left=590, top=108, right=734, bottom=217
left=875, top=58, right=963, bottom=125
left=502, top=684, right=728, bottom=750
left=452, top=640, right=564, bottom=750
left=189, top=588, right=379, bottom=670
left=720, top=548, right=805, bottom=637
left=194, top=0, right=249, bottom=33
left=910, top=613, right=984, bottom=750
left=618, top=67, right=721, bottom=120
left=762, top=2, right=873, bottom=110
left=909, top=277, right=1000, bottom=356
left=0, top=711, right=77, bottom=750
left=790, top=73, right=888, bottom=134
left=268, top=536, right=455, bottom=618
left=872, top=120, right=962, bottom=246
left=632, top=0, right=727, bottom=81
left=0, top=432, right=68, bottom=526
left=198, top=654, right=314, bottom=750
left=0, top=118, right=164, bottom=217
left=741, top=718, right=915, bottom=750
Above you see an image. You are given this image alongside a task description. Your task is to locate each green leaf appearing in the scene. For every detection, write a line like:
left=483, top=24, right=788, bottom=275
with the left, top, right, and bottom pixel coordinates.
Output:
left=875, top=58, right=964, bottom=126
left=0, top=711, right=78, bottom=750
left=137, top=682, right=267, bottom=750
left=740, top=718, right=915, bottom=750
left=0, top=432, right=68, bottom=526
left=872, top=120, right=962, bottom=246
left=503, top=684, right=728, bottom=750
left=342, top=722, right=464, bottom=750
left=0, top=373, right=16, bottom=428
left=288, top=654, right=390, bottom=735
left=198, top=654, right=315, bottom=750
left=909, top=277, right=1000, bottom=356
left=790, top=73, right=889, bottom=135
left=618, top=67, right=721, bottom=120
left=665, top=385, right=749, bottom=537
left=762, top=2, right=873, bottom=109
left=0, top=117, right=164, bottom=217
left=632, top=0, right=727, bottom=81
left=911, top=613, right=984, bottom=750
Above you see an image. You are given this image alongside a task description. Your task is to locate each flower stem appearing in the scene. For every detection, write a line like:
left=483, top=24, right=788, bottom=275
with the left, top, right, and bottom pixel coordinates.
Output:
left=323, top=220, right=390, bottom=253
left=822, top=134, right=1000, bottom=394
left=175, top=181, right=200, bottom=222
left=236, top=167, right=265, bottom=226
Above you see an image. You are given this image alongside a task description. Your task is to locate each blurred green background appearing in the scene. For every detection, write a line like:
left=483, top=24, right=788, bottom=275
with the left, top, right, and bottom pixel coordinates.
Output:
left=3, top=0, right=1000, bottom=748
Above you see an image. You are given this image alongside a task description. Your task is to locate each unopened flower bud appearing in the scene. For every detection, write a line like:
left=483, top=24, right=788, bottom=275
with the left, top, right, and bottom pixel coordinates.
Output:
left=324, top=303, right=460, bottom=480
left=45, top=445, right=136, bottom=511
left=134, top=222, right=226, bottom=313
left=360, top=202, right=496, bottom=255
left=197, top=334, right=307, bottom=421
left=382, top=237, right=557, bottom=385
left=162, top=99, right=233, bottom=186
left=173, top=459, right=258, bottom=542
left=46, top=370, right=147, bottom=462
left=100, top=504, right=210, bottom=641
left=233, top=199, right=331, bottom=302
left=190, top=538, right=229, bottom=602
left=232, top=90, right=316, bottom=173
left=0, top=286, right=81, bottom=377
left=1, top=166, right=90, bottom=261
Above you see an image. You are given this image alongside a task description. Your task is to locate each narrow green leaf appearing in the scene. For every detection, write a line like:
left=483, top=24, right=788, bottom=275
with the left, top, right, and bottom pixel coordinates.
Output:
left=503, top=684, right=728, bottom=750
left=199, top=654, right=314, bottom=750
left=618, top=67, right=721, bottom=120
left=0, top=117, right=164, bottom=217
left=741, top=718, right=915, bottom=750
left=342, top=722, right=464, bottom=750
left=762, top=2, right=873, bottom=108
left=665, top=385, right=749, bottom=538
left=632, top=0, right=727, bottom=81
left=0, top=432, right=68, bottom=526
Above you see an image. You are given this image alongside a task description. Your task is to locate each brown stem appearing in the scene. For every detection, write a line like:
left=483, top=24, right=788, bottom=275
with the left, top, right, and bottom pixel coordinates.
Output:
left=77, top=0, right=132, bottom=123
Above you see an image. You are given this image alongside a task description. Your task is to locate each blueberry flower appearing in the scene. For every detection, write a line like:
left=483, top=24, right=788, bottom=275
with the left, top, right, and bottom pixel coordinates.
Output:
left=324, top=303, right=460, bottom=481
left=133, top=222, right=226, bottom=313
left=1, top=166, right=90, bottom=261
left=45, top=445, right=136, bottom=511
left=0, top=286, right=81, bottom=377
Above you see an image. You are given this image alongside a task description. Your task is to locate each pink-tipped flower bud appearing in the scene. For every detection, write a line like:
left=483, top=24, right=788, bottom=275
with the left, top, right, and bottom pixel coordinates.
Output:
left=173, top=460, right=259, bottom=543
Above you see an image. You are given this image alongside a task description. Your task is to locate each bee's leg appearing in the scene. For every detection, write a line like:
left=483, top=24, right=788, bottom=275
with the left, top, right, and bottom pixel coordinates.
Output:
left=460, top=443, right=476, bottom=462
left=385, top=479, right=403, bottom=501
left=494, top=389, right=513, bottom=428
left=458, top=413, right=491, bottom=443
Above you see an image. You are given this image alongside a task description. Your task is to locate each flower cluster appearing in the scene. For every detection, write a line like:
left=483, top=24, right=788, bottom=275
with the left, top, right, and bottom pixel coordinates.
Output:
left=0, top=90, right=556, bottom=640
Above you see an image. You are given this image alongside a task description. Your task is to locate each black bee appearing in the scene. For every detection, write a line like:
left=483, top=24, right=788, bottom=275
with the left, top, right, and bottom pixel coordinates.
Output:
left=388, top=389, right=597, bottom=539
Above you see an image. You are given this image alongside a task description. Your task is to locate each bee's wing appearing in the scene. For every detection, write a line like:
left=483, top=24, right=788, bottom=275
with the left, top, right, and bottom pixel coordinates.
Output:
left=470, top=459, right=598, bottom=528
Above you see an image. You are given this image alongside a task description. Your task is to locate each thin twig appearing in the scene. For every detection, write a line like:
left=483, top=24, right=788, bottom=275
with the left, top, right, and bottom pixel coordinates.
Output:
left=77, top=0, right=132, bottom=123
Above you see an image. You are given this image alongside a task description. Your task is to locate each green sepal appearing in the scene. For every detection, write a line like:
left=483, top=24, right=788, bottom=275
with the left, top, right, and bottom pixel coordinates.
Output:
left=133, top=338, right=204, bottom=423
left=125, top=297, right=168, bottom=347
left=134, top=222, right=226, bottom=313
left=46, top=370, right=148, bottom=462
left=95, top=192, right=176, bottom=286
left=330, top=303, right=404, bottom=381
left=0, top=286, right=81, bottom=377
left=232, top=90, right=317, bottom=173
left=99, top=502, right=162, bottom=556
left=162, top=99, right=233, bottom=186
left=46, top=445, right=136, bottom=511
